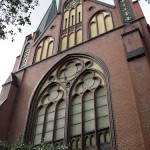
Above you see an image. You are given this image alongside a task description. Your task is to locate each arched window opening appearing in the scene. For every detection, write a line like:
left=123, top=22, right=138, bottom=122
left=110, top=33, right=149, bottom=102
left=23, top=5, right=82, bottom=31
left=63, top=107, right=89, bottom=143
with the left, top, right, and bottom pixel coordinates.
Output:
left=70, top=67, right=111, bottom=149
left=69, top=33, right=75, bottom=48
left=34, top=107, right=45, bottom=145
left=33, top=83, right=66, bottom=145
left=34, top=37, right=54, bottom=63
left=76, top=29, right=82, bottom=44
left=90, top=11, right=113, bottom=39
left=26, top=56, right=114, bottom=149
left=54, top=101, right=66, bottom=141
left=44, top=104, right=55, bottom=142
left=61, top=1, right=83, bottom=51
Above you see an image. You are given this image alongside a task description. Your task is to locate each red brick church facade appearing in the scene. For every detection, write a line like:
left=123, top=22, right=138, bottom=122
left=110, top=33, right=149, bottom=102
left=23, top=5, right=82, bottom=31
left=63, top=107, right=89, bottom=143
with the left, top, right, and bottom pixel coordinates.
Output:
left=0, top=0, right=150, bottom=149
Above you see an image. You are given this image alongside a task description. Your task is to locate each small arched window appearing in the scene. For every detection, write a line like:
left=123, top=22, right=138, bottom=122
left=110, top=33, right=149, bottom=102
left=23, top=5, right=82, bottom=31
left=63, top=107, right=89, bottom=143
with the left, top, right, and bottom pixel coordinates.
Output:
left=90, top=11, right=113, bottom=39
left=34, top=37, right=54, bottom=63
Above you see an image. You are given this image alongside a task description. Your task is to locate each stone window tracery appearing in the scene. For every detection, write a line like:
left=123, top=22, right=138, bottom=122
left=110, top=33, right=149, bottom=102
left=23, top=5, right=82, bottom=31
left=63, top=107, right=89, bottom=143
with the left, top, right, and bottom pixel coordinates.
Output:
left=26, top=56, right=115, bottom=149
left=119, top=0, right=134, bottom=23
left=90, top=11, right=114, bottom=38
left=19, top=43, right=31, bottom=69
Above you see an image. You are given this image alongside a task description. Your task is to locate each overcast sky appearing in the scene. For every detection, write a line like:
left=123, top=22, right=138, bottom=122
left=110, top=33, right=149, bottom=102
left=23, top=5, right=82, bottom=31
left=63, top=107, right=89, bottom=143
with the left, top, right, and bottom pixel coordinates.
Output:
left=0, top=0, right=150, bottom=92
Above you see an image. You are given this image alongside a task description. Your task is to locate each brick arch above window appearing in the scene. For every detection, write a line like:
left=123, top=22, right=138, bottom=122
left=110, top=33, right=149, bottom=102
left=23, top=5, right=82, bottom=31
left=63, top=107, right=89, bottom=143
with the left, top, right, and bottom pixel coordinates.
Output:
left=25, top=54, right=116, bottom=149
left=89, top=10, right=114, bottom=39
left=34, top=36, right=54, bottom=63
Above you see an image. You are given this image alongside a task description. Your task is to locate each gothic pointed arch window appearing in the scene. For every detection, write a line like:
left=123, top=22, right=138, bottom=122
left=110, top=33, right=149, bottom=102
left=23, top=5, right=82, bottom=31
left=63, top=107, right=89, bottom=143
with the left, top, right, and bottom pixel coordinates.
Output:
left=118, top=0, right=134, bottom=23
left=90, top=11, right=114, bottom=38
left=34, top=36, right=54, bottom=63
left=33, top=83, right=66, bottom=145
left=19, top=43, right=31, bottom=69
left=25, top=55, right=115, bottom=149
left=61, top=0, right=83, bottom=51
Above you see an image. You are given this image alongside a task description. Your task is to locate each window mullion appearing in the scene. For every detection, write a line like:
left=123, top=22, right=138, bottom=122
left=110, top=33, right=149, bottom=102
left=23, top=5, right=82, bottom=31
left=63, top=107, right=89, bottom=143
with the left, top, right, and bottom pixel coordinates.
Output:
left=93, top=89, right=99, bottom=150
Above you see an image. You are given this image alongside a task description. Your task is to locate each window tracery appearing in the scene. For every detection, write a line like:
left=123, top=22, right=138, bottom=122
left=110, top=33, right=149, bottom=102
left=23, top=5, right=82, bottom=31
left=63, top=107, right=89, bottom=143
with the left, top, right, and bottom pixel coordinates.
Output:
left=90, top=11, right=113, bottom=38
left=34, top=37, right=54, bottom=63
left=27, top=56, right=114, bottom=149
left=19, top=43, right=31, bottom=69
left=119, top=0, right=134, bottom=23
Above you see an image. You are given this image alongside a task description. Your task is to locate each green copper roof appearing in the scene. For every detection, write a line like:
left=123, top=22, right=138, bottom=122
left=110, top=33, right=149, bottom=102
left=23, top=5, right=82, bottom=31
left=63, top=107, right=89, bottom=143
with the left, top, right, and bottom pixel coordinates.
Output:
left=37, top=0, right=57, bottom=33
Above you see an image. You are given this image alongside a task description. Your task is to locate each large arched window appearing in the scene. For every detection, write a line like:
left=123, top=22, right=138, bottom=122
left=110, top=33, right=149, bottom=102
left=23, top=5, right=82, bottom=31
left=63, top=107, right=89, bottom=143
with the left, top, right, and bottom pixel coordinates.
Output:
left=33, top=83, right=66, bottom=145
left=70, top=70, right=110, bottom=149
left=90, top=11, right=113, bottom=38
left=61, top=0, right=83, bottom=51
left=25, top=55, right=115, bottom=149
left=118, top=0, right=134, bottom=23
left=34, top=37, right=54, bottom=63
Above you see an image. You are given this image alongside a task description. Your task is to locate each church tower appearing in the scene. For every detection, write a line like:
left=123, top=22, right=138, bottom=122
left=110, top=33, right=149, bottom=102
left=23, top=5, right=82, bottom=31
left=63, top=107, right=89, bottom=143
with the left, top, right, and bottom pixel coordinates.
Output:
left=0, top=0, right=150, bottom=149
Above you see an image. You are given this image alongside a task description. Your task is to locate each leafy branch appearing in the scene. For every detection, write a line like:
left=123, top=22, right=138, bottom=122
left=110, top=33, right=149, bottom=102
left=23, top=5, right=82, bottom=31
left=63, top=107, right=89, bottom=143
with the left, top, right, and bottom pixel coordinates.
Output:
left=0, top=0, right=39, bottom=41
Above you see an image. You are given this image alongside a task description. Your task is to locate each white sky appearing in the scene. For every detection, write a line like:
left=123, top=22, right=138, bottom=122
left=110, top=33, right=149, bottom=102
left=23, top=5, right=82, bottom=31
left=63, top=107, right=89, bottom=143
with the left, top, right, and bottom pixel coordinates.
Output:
left=0, top=0, right=150, bottom=92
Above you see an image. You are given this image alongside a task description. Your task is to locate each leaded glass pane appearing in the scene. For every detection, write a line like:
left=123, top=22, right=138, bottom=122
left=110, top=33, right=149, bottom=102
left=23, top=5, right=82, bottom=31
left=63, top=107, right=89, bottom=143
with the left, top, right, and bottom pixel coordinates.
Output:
left=84, top=109, right=94, bottom=121
left=77, top=138, right=81, bottom=148
left=57, top=109, right=65, bottom=119
left=35, top=124, right=43, bottom=134
left=106, top=132, right=110, bottom=143
left=100, top=133, right=105, bottom=144
left=45, top=122, right=54, bottom=132
left=58, top=101, right=66, bottom=109
left=71, top=114, right=81, bottom=125
left=84, top=100, right=94, bottom=111
left=47, top=105, right=55, bottom=113
left=84, top=120, right=95, bottom=132
left=47, top=112, right=55, bottom=122
left=56, top=118, right=65, bottom=129
left=72, top=95, right=81, bottom=105
left=37, top=115, right=44, bottom=125
left=85, top=136, right=90, bottom=147
left=84, top=92, right=93, bottom=101
left=97, top=116, right=109, bottom=129
left=34, top=134, right=42, bottom=145
left=55, top=128, right=64, bottom=140
left=45, top=131, right=53, bottom=141
left=72, top=104, right=81, bottom=114
left=96, top=96, right=107, bottom=107
left=71, top=124, right=81, bottom=136
left=72, top=140, right=76, bottom=149
left=38, top=107, right=45, bottom=116
left=97, top=13, right=105, bottom=34
left=97, top=106, right=109, bottom=117
left=91, top=136, right=95, bottom=146
left=48, top=42, right=53, bottom=57
left=96, top=87, right=106, bottom=97
left=90, top=22, right=97, bottom=38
